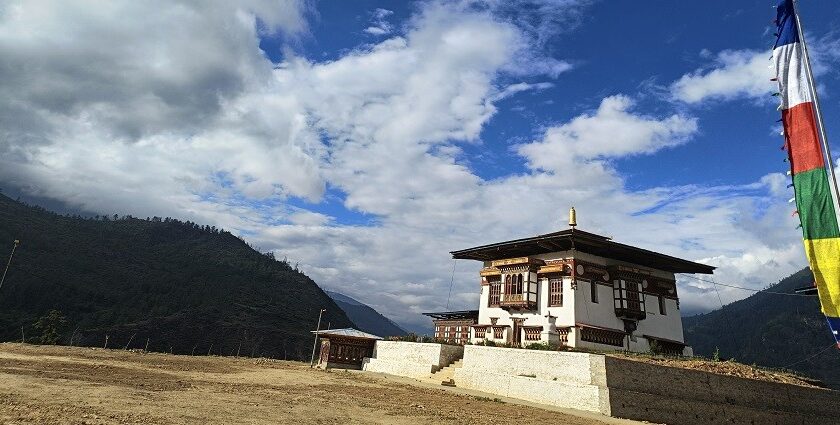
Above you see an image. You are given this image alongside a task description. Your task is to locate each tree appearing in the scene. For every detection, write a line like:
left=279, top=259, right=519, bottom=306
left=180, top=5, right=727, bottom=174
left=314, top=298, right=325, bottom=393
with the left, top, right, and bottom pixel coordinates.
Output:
left=33, top=310, right=67, bottom=345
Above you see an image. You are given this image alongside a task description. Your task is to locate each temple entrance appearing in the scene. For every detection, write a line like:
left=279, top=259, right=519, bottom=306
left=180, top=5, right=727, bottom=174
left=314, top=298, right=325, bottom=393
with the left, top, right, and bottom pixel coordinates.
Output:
left=512, top=318, right=524, bottom=347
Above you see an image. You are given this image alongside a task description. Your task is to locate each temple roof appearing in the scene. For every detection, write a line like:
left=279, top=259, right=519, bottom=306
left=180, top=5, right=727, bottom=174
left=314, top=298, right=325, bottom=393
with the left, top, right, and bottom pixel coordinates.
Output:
left=311, top=328, right=383, bottom=340
left=422, top=310, right=479, bottom=320
left=450, top=228, right=714, bottom=274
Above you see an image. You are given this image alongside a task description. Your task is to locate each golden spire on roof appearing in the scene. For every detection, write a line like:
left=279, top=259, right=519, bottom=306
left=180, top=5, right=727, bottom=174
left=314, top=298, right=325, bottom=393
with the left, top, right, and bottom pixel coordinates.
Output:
left=569, top=206, right=577, bottom=228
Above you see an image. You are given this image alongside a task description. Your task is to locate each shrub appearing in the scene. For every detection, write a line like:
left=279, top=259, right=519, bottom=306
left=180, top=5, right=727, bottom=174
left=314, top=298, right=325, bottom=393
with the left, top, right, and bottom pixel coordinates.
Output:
left=388, top=333, right=435, bottom=343
left=33, top=310, right=67, bottom=345
left=648, top=339, right=664, bottom=356
left=524, top=341, right=562, bottom=351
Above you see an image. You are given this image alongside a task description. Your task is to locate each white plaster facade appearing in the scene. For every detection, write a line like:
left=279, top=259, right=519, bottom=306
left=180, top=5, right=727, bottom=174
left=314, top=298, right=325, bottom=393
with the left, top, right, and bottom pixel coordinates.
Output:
left=470, top=249, right=694, bottom=355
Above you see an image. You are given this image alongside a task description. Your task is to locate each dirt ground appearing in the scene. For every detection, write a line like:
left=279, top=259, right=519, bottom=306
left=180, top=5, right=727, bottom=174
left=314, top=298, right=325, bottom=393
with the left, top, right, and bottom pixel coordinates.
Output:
left=0, top=343, right=640, bottom=425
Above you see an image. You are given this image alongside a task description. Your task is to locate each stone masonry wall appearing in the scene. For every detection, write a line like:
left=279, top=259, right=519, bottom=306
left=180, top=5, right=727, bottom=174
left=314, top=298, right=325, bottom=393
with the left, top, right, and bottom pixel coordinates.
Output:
left=603, top=357, right=837, bottom=425
left=448, top=345, right=839, bottom=425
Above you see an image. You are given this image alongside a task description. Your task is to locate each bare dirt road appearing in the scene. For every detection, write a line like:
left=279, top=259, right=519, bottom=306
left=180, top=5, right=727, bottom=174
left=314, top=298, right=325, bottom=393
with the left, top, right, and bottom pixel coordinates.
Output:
left=0, top=343, right=640, bottom=425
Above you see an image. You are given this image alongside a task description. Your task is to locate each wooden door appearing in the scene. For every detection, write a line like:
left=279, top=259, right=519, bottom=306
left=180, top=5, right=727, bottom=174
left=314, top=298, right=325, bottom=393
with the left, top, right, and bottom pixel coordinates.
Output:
left=512, top=319, right=524, bottom=347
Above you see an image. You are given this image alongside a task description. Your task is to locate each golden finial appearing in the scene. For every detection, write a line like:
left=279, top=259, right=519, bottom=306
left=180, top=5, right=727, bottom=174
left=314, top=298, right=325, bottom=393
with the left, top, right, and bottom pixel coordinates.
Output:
left=569, top=207, right=577, bottom=228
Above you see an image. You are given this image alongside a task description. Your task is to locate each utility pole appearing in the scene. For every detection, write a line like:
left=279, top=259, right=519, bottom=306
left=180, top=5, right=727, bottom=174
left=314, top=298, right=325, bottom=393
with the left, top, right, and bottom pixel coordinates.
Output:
left=309, top=308, right=326, bottom=368
left=0, top=239, right=20, bottom=292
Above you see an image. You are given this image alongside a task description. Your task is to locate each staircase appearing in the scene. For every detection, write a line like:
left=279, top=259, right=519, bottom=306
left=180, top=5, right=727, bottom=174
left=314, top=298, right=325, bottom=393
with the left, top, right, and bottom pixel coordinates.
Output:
left=427, top=359, right=463, bottom=387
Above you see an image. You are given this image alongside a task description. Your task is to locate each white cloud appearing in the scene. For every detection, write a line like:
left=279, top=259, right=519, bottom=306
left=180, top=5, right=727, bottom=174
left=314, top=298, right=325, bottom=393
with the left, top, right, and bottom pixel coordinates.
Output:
left=670, top=49, right=772, bottom=104
left=0, top=0, right=808, bottom=331
left=364, top=8, right=394, bottom=36
left=517, top=95, right=697, bottom=172
left=671, top=35, right=840, bottom=105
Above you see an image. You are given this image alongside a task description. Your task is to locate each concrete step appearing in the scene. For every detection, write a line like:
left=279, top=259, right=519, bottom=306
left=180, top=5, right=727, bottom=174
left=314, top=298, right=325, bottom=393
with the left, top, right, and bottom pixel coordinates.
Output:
left=427, top=359, right=464, bottom=387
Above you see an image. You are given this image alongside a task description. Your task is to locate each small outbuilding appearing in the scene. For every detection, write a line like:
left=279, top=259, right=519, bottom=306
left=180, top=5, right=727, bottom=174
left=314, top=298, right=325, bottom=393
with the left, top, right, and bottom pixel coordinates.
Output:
left=422, top=310, right=479, bottom=345
left=313, top=328, right=382, bottom=369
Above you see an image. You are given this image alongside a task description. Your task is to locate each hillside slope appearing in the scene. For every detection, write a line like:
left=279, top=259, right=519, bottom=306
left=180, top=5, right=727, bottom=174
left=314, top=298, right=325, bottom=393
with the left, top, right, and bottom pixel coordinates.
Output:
left=326, top=291, right=406, bottom=337
left=684, top=267, right=840, bottom=388
left=0, top=193, right=353, bottom=359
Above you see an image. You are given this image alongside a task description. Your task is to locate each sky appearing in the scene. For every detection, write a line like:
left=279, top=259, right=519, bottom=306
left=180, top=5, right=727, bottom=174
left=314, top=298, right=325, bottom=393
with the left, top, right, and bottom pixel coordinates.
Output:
left=2, top=0, right=840, bottom=332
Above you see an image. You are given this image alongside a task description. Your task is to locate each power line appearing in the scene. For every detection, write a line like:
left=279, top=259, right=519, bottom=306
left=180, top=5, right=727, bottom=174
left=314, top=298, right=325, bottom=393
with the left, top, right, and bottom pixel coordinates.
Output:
left=0, top=239, right=20, bottom=292
left=686, top=273, right=837, bottom=368
left=678, top=273, right=816, bottom=297
left=781, top=341, right=837, bottom=369
left=445, top=259, right=457, bottom=310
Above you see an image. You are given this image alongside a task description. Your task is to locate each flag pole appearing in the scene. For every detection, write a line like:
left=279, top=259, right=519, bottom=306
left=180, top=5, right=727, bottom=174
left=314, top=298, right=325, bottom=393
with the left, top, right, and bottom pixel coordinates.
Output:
left=791, top=0, right=840, bottom=213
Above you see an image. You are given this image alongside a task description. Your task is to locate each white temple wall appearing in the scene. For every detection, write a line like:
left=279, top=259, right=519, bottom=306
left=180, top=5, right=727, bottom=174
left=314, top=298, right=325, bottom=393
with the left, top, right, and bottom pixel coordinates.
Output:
left=473, top=250, right=687, bottom=351
left=573, top=280, right=623, bottom=330
left=543, top=277, right=575, bottom=325
left=635, top=297, right=683, bottom=342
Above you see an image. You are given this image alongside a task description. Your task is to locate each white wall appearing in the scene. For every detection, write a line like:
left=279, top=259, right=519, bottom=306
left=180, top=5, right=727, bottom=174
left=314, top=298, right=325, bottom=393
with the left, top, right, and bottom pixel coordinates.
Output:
left=573, top=279, right=622, bottom=329
left=542, top=277, right=575, bottom=326
left=636, top=296, right=683, bottom=342
left=474, top=250, right=688, bottom=352
left=362, top=341, right=464, bottom=379
left=453, top=345, right=608, bottom=414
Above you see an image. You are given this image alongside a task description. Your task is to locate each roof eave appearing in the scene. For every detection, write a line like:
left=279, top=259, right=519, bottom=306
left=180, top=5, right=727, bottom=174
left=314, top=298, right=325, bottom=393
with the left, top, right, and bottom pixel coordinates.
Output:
left=450, top=232, right=715, bottom=275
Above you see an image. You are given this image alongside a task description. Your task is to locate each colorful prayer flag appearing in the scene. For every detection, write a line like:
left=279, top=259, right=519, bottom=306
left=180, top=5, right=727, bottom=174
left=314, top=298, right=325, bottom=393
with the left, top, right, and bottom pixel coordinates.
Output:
left=774, top=0, right=840, bottom=345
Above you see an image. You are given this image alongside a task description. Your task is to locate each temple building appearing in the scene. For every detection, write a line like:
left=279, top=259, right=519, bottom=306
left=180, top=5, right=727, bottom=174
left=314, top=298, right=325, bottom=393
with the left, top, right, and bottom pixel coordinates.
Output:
left=447, top=208, right=714, bottom=355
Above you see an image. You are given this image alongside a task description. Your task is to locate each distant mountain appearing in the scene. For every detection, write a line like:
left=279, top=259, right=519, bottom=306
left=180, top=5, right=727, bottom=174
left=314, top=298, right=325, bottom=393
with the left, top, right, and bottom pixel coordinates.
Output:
left=326, top=291, right=406, bottom=337
left=684, top=267, right=840, bottom=388
left=0, top=192, right=354, bottom=359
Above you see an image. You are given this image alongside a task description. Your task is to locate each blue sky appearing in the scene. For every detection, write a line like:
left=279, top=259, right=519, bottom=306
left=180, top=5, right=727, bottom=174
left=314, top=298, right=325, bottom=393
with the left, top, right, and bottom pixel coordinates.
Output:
left=265, top=0, right=840, bottom=202
left=1, top=0, right=839, bottom=331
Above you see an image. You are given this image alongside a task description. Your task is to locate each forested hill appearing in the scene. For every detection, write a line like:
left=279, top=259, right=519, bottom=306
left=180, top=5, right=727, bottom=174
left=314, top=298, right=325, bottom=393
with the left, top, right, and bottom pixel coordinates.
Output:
left=684, top=267, right=840, bottom=388
left=0, top=193, right=354, bottom=359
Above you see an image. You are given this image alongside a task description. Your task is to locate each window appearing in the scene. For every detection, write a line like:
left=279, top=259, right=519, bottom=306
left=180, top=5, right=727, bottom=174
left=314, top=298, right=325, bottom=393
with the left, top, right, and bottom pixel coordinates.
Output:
left=505, top=274, right=523, bottom=296
left=488, top=278, right=501, bottom=307
left=549, top=277, right=563, bottom=307
left=591, top=281, right=599, bottom=303
left=493, top=326, right=503, bottom=339
left=659, top=296, right=667, bottom=315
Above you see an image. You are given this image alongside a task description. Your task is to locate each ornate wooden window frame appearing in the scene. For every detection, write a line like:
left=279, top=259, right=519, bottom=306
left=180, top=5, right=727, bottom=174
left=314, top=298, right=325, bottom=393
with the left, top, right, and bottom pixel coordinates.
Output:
left=488, top=276, right=501, bottom=307
left=548, top=277, right=563, bottom=307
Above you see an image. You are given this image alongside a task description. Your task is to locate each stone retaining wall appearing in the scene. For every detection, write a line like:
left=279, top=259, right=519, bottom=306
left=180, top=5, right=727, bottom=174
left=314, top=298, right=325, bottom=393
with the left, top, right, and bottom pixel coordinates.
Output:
left=603, top=356, right=837, bottom=425
left=361, top=341, right=464, bottom=379
left=451, top=345, right=838, bottom=425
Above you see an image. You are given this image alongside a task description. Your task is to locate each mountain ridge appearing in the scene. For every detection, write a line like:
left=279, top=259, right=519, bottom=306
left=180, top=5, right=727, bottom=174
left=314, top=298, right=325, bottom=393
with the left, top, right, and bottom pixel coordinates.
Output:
left=325, top=290, right=407, bottom=337
left=684, top=267, right=840, bottom=388
left=0, top=192, right=354, bottom=359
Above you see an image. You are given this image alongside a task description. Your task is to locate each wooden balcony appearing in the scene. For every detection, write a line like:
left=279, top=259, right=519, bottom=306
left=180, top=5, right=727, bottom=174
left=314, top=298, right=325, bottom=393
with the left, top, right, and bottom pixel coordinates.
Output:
left=614, top=306, right=646, bottom=320
left=499, top=293, right=537, bottom=310
left=613, top=282, right=646, bottom=320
